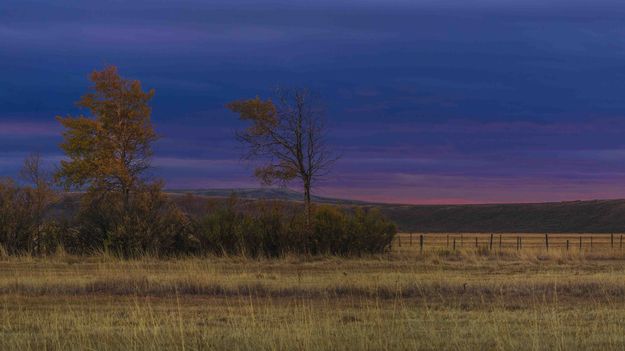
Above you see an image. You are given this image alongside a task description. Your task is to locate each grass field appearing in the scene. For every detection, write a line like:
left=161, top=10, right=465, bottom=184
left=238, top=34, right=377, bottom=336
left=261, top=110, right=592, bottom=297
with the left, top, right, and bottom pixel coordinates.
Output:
left=3, top=234, right=625, bottom=350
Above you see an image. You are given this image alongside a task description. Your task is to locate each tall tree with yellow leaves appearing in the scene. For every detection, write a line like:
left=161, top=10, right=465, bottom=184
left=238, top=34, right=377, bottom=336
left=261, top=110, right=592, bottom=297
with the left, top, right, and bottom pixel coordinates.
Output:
left=56, top=66, right=158, bottom=208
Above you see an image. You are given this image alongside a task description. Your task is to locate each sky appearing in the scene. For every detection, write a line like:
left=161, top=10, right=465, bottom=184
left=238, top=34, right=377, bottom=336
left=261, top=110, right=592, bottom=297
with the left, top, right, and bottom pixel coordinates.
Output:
left=3, top=0, right=625, bottom=204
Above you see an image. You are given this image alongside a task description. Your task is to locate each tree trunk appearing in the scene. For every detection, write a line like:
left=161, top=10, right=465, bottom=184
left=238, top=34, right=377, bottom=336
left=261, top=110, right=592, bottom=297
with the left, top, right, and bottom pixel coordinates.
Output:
left=123, top=187, right=130, bottom=212
left=304, top=181, right=311, bottom=226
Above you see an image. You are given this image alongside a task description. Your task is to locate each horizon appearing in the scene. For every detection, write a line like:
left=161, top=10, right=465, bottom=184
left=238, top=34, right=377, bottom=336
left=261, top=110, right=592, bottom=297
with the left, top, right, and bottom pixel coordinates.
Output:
left=5, top=0, right=625, bottom=204
left=165, top=187, right=625, bottom=206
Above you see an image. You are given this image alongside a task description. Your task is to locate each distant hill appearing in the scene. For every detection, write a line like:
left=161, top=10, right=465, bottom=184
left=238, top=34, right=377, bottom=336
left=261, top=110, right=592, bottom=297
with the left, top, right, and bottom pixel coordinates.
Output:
left=367, top=200, right=625, bottom=233
left=167, top=188, right=369, bottom=205
left=168, top=189, right=625, bottom=233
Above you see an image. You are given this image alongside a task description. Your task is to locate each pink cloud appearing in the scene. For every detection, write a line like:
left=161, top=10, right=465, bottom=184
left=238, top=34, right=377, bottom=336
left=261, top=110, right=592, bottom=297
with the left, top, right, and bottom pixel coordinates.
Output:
left=0, top=121, right=60, bottom=137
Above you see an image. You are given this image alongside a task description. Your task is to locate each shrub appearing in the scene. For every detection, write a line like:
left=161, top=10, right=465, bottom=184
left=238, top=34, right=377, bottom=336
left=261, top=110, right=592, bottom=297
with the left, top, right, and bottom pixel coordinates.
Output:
left=191, top=201, right=396, bottom=257
left=0, top=178, right=59, bottom=255
left=311, top=206, right=396, bottom=255
left=191, top=199, right=305, bottom=256
left=348, top=208, right=397, bottom=254
left=71, top=183, right=193, bottom=257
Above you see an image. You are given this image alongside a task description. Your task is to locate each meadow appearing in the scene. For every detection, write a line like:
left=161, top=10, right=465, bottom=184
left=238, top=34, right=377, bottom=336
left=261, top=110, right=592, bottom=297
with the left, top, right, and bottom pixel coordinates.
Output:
left=3, top=234, right=625, bottom=350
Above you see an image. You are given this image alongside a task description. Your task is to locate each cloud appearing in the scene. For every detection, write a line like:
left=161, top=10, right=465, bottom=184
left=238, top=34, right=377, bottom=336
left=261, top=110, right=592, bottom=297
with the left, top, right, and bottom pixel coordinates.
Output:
left=152, top=157, right=242, bottom=170
left=4, top=0, right=625, bottom=204
left=0, top=121, right=60, bottom=136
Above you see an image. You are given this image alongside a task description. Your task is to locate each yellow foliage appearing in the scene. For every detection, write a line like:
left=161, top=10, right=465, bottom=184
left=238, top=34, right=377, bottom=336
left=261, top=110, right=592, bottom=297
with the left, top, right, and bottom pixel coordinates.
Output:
left=55, top=66, right=157, bottom=200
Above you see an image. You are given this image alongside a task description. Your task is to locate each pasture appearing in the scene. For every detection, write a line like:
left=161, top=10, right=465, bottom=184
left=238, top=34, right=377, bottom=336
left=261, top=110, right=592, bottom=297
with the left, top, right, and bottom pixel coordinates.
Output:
left=2, top=234, right=625, bottom=350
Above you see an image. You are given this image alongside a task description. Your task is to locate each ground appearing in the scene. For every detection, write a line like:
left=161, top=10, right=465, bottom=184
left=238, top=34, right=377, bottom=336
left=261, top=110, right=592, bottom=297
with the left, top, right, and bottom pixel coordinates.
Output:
left=2, top=233, right=625, bottom=350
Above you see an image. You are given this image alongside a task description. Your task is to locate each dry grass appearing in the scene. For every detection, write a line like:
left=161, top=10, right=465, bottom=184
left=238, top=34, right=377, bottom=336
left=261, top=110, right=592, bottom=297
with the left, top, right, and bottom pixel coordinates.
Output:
left=3, top=235, right=625, bottom=350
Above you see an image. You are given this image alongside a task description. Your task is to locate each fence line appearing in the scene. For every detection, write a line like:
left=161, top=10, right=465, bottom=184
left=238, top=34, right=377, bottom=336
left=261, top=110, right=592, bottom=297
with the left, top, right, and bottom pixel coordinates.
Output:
left=395, top=233, right=625, bottom=253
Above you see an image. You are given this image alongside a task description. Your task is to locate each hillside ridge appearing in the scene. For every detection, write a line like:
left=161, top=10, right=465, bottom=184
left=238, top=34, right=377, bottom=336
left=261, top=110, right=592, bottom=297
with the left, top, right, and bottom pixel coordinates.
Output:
left=167, top=188, right=625, bottom=233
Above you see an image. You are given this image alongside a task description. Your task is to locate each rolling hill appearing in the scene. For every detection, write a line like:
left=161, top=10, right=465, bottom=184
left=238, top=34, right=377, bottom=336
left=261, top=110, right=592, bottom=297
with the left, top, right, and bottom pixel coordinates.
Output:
left=167, top=188, right=369, bottom=205
left=169, top=188, right=625, bottom=233
left=369, top=200, right=625, bottom=233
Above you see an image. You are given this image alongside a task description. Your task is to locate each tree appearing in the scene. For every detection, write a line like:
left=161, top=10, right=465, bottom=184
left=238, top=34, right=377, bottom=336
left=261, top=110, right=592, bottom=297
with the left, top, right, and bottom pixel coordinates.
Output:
left=56, top=66, right=158, bottom=208
left=0, top=154, right=58, bottom=254
left=20, top=153, right=58, bottom=252
left=226, top=88, right=337, bottom=224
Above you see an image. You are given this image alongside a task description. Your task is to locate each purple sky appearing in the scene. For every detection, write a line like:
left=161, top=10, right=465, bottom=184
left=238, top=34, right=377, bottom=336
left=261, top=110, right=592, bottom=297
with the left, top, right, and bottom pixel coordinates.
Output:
left=4, top=0, right=625, bottom=204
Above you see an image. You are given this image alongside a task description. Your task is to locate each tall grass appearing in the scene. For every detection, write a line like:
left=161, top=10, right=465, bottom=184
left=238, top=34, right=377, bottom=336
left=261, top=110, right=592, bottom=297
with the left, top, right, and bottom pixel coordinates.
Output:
left=1, top=250, right=625, bottom=350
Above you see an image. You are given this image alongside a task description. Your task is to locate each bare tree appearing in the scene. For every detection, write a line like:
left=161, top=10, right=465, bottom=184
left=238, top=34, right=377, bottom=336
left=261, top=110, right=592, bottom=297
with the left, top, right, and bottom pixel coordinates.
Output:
left=21, top=153, right=49, bottom=188
left=227, top=88, right=337, bottom=224
left=20, top=153, right=57, bottom=253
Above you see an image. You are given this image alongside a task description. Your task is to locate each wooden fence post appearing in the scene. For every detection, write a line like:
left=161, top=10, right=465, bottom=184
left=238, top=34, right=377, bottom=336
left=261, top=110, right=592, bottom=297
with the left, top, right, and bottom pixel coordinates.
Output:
left=621, top=235, right=623, bottom=250
left=475, top=237, right=478, bottom=248
left=566, top=240, right=569, bottom=251
left=590, top=237, right=593, bottom=251
left=499, top=234, right=502, bottom=249
left=545, top=234, right=549, bottom=251
left=579, top=236, right=582, bottom=250
left=453, top=238, right=456, bottom=251
left=611, top=233, right=614, bottom=249
left=489, top=234, right=493, bottom=251
left=520, top=237, right=522, bottom=249
left=447, top=235, right=449, bottom=248
left=516, top=236, right=520, bottom=251
left=419, top=234, right=424, bottom=254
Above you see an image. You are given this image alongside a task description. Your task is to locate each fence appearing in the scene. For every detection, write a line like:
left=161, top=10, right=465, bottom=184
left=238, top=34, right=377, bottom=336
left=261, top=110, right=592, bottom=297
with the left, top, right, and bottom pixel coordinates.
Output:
left=392, top=233, right=625, bottom=253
